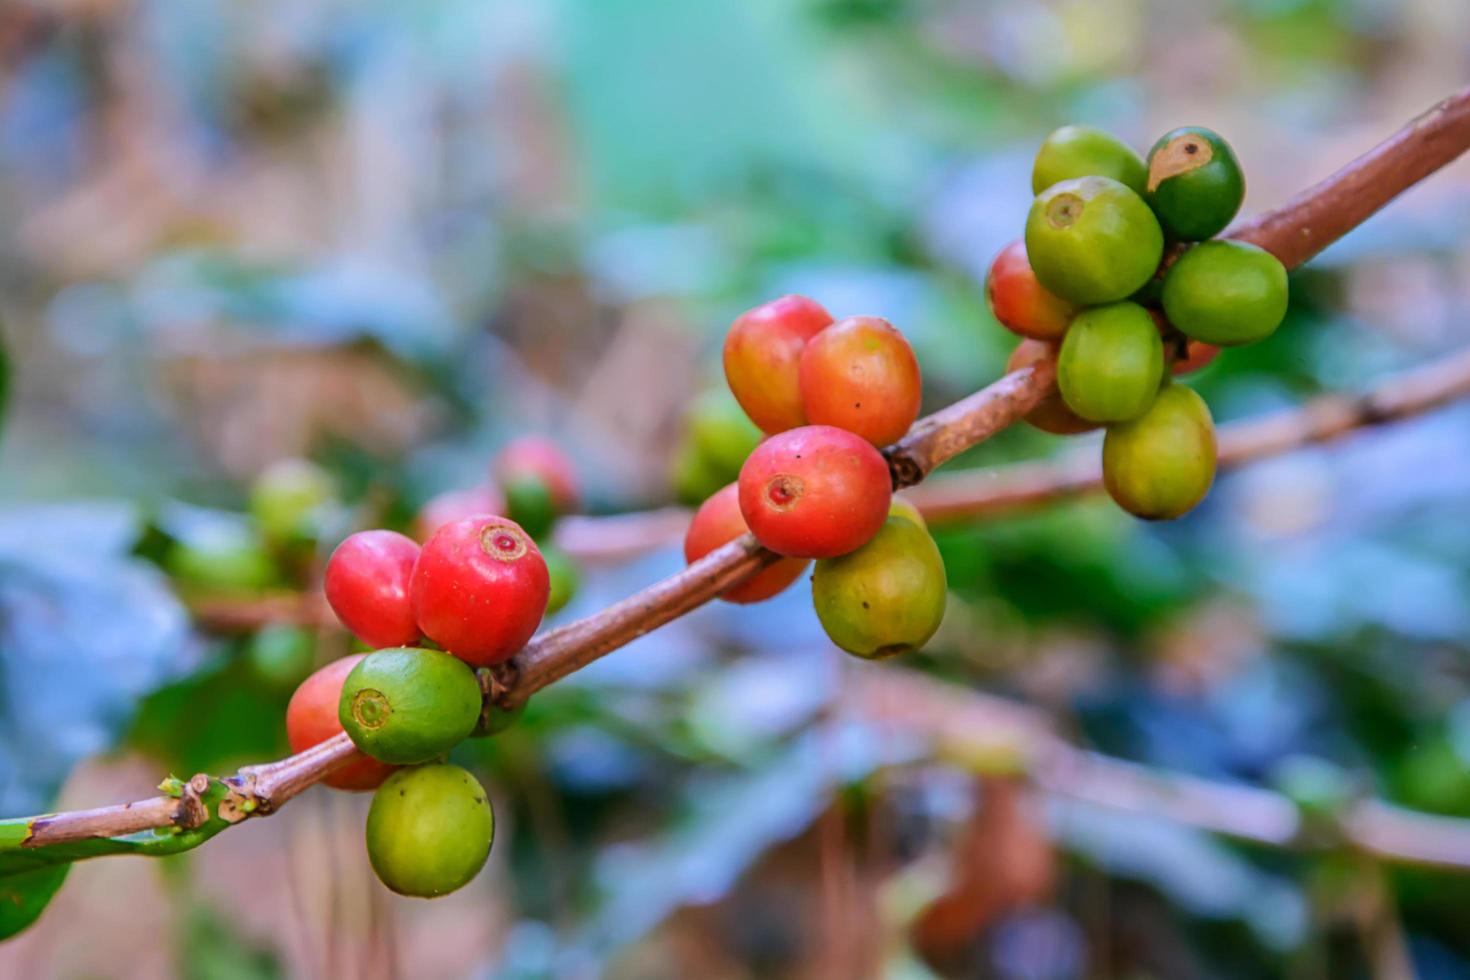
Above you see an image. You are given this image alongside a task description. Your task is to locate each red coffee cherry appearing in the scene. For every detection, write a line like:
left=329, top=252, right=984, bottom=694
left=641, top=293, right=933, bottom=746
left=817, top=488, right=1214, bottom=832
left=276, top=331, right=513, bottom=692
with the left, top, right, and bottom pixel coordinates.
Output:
left=737, top=425, right=892, bottom=559
left=411, top=516, right=550, bottom=666
left=1150, top=309, right=1221, bottom=376
left=684, top=483, right=809, bottom=603
left=723, top=294, right=834, bottom=435
left=798, top=315, right=922, bottom=447
left=286, top=655, right=395, bottom=792
left=324, top=530, right=421, bottom=648
left=1005, top=340, right=1098, bottom=436
left=985, top=240, right=1077, bottom=341
left=493, top=437, right=580, bottom=514
left=414, top=486, right=503, bottom=543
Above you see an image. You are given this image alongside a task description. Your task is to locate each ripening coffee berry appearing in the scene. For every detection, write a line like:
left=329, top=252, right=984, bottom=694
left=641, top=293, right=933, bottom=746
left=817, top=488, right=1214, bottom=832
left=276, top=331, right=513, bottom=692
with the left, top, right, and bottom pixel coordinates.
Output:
left=723, top=294, right=834, bottom=434
left=1145, top=127, right=1245, bottom=241
left=541, top=545, right=579, bottom=616
left=1005, top=340, right=1098, bottom=436
left=286, top=655, right=395, bottom=792
left=338, top=647, right=482, bottom=765
left=250, top=458, right=336, bottom=542
left=1057, top=302, right=1165, bottom=422
left=411, top=517, right=550, bottom=666
left=737, top=425, right=892, bottom=559
left=493, top=437, right=580, bottom=514
left=324, top=530, right=421, bottom=649
left=1025, top=176, right=1164, bottom=305
left=811, top=516, right=947, bottom=659
left=798, top=315, right=922, bottom=447
left=888, top=495, right=926, bottom=529
left=365, top=764, right=493, bottom=898
left=1162, top=240, right=1288, bottom=347
left=670, top=439, right=727, bottom=506
left=687, top=388, right=764, bottom=476
left=684, top=483, right=809, bottom=603
left=503, top=474, right=558, bottom=541
left=413, top=486, right=504, bottom=543
left=1031, top=125, right=1147, bottom=196
left=984, top=240, right=1077, bottom=342
left=1102, top=384, right=1217, bottom=520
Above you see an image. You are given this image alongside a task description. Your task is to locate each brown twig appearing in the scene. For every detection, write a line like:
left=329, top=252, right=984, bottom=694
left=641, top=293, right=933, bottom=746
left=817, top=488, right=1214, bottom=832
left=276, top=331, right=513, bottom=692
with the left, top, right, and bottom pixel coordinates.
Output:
left=26, top=88, right=1470, bottom=860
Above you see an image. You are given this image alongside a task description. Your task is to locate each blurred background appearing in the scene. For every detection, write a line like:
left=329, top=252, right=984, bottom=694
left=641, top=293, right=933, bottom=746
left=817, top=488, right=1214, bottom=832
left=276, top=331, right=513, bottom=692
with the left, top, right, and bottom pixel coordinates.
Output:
left=1, top=0, right=1470, bottom=977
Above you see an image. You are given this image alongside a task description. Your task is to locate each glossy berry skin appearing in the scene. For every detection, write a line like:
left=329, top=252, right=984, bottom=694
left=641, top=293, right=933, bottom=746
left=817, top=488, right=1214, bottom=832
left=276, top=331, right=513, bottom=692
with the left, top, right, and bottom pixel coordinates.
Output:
left=414, top=486, right=503, bottom=543
left=1005, top=340, right=1098, bottom=436
left=324, top=530, right=421, bottom=649
left=286, top=655, right=395, bottom=791
left=684, top=483, right=809, bottom=603
left=493, top=437, right=579, bottom=514
left=1103, top=384, right=1217, bottom=520
left=798, top=316, right=922, bottom=447
left=366, top=764, right=493, bottom=898
left=1145, top=127, right=1245, bottom=241
left=723, top=294, right=834, bottom=435
left=1057, top=302, right=1165, bottom=422
left=737, top=425, right=892, bottom=559
left=1032, top=125, right=1147, bottom=196
left=1025, top=176, right=1164, bottom=305
left=812, top=516, right=947, bottom=659
left=411, top=517, right=550, bottom=666
left=984, top=240, right=1077, bottom=342
left=339, top=647, right=482, bottom=765
left=1162, top=240, right=1288, bottom=346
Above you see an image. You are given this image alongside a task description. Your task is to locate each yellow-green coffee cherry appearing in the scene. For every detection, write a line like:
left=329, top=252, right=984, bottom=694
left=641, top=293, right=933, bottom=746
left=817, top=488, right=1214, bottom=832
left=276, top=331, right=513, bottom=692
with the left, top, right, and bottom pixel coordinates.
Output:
left=365, top=764, right=493, bottom=897
left=1145, top=127, right=1245, bottom=241
left=339, top=647, right=482, bottom=764
left=888, top=496, right=926, bottom=529
left=1102, top=384, right=1217, bottom=520
left=1057, top=302, right=1165, bottom=423
left=542, top=545, right=580, bottom=616
left=1032, top=125, right=1147, bottom=196
left=811, top=517, right=946, bottom=659
left=1162, top=240, right=1288, bottom=346
left=1025, top=177, right=1164, bottom=305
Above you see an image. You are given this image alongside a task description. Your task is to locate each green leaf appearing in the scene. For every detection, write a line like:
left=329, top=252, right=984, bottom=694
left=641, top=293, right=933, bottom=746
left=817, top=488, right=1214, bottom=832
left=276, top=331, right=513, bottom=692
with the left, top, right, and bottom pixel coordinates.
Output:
left=0, top=863, right=68, bottom=941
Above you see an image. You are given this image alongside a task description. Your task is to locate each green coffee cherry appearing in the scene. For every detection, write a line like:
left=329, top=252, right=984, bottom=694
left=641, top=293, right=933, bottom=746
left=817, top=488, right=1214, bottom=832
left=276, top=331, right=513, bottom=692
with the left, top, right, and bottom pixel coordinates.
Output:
left=542, top=545, right=580, bottom=616
left=1025, top=177, right=1164, bottom=305
left=1032, top=125, right=1147, bottom=196
left=366, top=764, right=493, bottom=897
left=811, top=517, right=946, bottom=659
left=503, top=474, right=557, bottom=541
left=1057, top=302, right=1165, bottom=423
left=247, top=624, right=315, bottom=690
left=1102, top=384, right=1217, bottom=520
left=1162, top=240, right=1288, bottom=346
left=339, top=647, right=482, bottom=764
left=1144, top=127, right=1244, bottom=241
left=165, top=537, right=278, bottom=594
left=687, top=388, right=763, bottom=475
left=671, top=439, right=727, bottom=506
left=250, top=458, right=335, bottom=542
left=888, top=496, right=926, bottom=529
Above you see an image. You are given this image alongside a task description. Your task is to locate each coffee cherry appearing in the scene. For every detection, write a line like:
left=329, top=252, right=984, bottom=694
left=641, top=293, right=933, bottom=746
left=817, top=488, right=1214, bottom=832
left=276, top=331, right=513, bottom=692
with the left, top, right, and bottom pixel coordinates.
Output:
left=670, top=439, right=728, bottom=506
left=166, top=535, right=277, bottom=594
left=1025, top=176, right=1164, bottom=305
left=811, top=516, right=947, bottom=659
left=248, top=624, right=315, bottom=690
left=1145, top=127, right=1244, bottom=241
left=723, top=294, right=834, bottom=435
left=1031, top=125, right=1147, bottom=196
left=888, top=495, right=926, bottom=529
left=411, top=517, right=549, bottom=666
left=366, top=764, right=493, bottom=898
left=1102, top=384, right=1217, bottom=520
left=286, top=655, right=395, bottom=791
left=684, top=483, right=809, bottom=603
left=687, top=388, right=763, bottom=476
left=1172, top=340, right=1221, bottom=375
left=339, top=647, right=482, bottom=765
left=250, top=458, right=335, bottom=542
left=1057, top=302, right=1165, bottom=422
left=1005, top=340, right=1098, bottom=436
left=503, top=474, right=557, bottom=541
left=542, top=545, right=579, bottom=616
left=324, top=530, right=421, bottom=649
left=984, top=240, right=1077, bottom=342
left=413, top=486, right=504, bottom=543
left=798, top=316, right=922, bottom=447
left=493, top=437, right=579, bottom=514
left=1162, top=240, right=1288, bottom=346
left=737, top=425, right=892, bottom=559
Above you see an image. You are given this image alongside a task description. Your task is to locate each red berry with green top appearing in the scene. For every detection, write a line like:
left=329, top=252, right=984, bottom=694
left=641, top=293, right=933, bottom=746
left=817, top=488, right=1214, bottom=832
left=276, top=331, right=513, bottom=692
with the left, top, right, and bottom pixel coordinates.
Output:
left=286, top=655, right=395, bottom=792
left=493, top=437, right=580, bottom=514
left=410, top=516, right=549, bottom=666
left=985, top=240, right=1077, bottom=342
left=684, top=483, right=809, bottom=603
left=737, top=425, right=892, bottom=559
left=324, top=530, right=421, bottom=649
left=798, top=315, right=922, bottom=447
left=723, top=294, right=835, bottom=435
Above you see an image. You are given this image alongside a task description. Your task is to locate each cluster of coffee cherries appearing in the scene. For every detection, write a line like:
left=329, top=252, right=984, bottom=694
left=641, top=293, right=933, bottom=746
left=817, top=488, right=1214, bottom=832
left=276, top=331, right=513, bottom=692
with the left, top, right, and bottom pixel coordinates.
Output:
left=988, top=124, right=1289, bottom=519
left=682, top=296, right=947, bottom=660
left=283, top=438, right=579, bottom=898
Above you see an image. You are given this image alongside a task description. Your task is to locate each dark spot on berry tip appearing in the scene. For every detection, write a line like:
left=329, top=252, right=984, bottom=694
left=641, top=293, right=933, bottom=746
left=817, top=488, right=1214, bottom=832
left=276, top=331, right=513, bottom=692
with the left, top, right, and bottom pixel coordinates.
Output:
left=399, top=790, right=406, bottom=797
left=861, top=601, right=869, bottom=609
